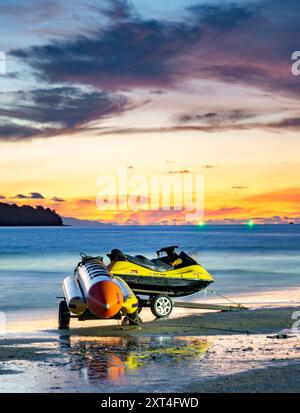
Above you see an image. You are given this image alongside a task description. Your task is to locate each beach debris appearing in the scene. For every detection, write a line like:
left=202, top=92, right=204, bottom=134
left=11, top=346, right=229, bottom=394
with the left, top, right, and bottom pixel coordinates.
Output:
left=242, top=346, right=254, bottom=352
left=267, top=334, right=293, bottom=340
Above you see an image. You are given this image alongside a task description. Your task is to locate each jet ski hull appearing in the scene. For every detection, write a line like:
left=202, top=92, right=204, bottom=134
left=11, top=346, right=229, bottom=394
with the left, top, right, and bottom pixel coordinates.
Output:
left=116, top=274, right=212, bottom=297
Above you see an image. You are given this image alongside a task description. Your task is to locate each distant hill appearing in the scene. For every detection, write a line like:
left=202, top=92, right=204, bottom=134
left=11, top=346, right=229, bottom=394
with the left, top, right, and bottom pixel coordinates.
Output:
left=0, top=203, right=63, bottom=226
left=62, top=216, right=112, bottom=227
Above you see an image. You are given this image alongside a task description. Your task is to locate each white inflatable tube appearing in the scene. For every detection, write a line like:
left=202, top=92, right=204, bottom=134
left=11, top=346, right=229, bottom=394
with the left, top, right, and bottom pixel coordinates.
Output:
left=63, top=275, right=87, bottom=315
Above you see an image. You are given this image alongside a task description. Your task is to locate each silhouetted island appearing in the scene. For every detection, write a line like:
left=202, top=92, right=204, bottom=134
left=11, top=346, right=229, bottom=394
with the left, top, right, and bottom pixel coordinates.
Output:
left=0, top=203, right=63, bottom=226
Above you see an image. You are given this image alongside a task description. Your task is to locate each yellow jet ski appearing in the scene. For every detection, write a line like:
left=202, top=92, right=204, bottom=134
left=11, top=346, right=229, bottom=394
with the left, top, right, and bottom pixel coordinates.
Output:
left=107, top=246, right=214, bottom=318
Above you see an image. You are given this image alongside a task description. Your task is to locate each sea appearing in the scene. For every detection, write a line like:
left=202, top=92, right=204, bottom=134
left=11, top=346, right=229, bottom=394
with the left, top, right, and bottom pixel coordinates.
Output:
left=0, top=225, right=299, bottom=313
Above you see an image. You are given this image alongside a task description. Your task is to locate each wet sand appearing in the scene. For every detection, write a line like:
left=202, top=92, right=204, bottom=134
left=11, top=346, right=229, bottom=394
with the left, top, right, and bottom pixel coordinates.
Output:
left=1, top=295, right=300, bottom=393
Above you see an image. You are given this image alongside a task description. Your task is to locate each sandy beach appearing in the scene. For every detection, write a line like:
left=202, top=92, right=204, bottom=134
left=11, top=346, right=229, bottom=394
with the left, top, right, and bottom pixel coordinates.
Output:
left=1, top=289, right=300, bottom=393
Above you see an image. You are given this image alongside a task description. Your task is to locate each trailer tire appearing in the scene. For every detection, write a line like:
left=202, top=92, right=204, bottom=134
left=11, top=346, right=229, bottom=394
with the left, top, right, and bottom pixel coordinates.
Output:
left=150, top=295, right=173, bottom=318
left=58, top=300, right=70, bottom=329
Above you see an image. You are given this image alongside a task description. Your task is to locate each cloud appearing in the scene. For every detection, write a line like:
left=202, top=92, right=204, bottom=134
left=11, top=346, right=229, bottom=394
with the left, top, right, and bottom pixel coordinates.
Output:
left=178, top=110, right=257, bottom=125
left=10, top=0, right=300, bottom=98
left=2, top=1, right=300, bottom=141
left=0, top=123, right=47, bottom=141
left=168, top=170, right=190, bottom=174
left=30, top=192, right=44, bottom=199
left=13, top=194, right=30, bottom=199
left=202, top=165, right=217, bottom=169
left=0, top=195, right=5, bottom=199
left=77, top=199, right=94, bottom=205
left=0, top=1, right=62, bottom=23
left=92, top=0, right=133, bottom=22
left=267, top=117, right=300, bottom=130
left=0, top=87, right=134, bottom=140
left=51, top=196, right=65, bottom=202
left=90, top=113, right=300, bottom=136
left=12, top=192, right=44, bottom=199
left=150, top=90, right=167, bottom=95
left=232, top=186, right=249, bottom=190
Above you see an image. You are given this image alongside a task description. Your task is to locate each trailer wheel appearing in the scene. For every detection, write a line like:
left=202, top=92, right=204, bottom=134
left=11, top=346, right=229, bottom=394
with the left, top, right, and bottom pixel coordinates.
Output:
left=150, top=295, right=173, bottom=318
left=58, top=300, right=70, bottom=329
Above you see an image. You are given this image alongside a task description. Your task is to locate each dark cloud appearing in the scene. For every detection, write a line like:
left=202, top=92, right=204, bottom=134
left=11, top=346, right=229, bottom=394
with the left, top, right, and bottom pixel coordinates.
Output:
left=9, top=2, right=252, bottom=90
left=11, top=16, right=199, bottom=90
left=0, top=122, right=46, bottom=141
left=202, top=165, right=217, bottom=169
left=51, top=196, right=65, bottom=202
left=30, top=192, right=44, bottom=199
left=13, top=194, right=30, bottom=199
left=0, top=87, right=134, bottom=140
left=12, top=192, right=44, bottom=199
left=10, top=0, right=300, bottom=97
left=232, top=186, right=249, bottom=190
left=178, top=110, right=257, bottom=125
left=0, top=195, right=5, bottom=199
left=2, top=0, right=300, bottom=141
left=188, top=3, right=254, bottom=30
left=92, top=0, right=133, bottom=22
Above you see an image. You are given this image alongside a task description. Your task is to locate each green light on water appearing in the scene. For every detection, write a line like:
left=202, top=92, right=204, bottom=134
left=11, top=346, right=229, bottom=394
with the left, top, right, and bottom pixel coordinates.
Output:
left=197, top=221, right=207, bottom=227
left=247, top=219, right=255, bottom=227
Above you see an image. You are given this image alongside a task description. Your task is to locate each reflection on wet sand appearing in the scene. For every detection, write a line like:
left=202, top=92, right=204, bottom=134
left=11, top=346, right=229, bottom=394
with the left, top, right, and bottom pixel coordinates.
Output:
left=58, top=335, right=209, bottom=385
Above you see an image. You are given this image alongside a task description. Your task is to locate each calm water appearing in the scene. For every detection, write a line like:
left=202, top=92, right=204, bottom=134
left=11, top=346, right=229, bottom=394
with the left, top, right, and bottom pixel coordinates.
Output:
left=0, top=225, right=299, bottom=312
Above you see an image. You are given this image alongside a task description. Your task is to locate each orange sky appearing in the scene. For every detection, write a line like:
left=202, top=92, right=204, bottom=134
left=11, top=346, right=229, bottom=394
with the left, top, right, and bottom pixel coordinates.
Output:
left=1, top=127, right=299, bottom=224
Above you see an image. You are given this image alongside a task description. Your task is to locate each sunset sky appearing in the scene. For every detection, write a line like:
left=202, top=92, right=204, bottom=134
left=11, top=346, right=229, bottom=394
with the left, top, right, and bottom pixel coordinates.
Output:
left=0, top=0, right=299, bottom=224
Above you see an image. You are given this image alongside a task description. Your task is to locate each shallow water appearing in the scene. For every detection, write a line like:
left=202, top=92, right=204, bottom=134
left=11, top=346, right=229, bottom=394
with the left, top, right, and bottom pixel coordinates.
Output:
left=0, top=333, right=210, bottom=392
left=0, top=225, right=299, bottom=313
left=1, top=328, right=299, bottom=393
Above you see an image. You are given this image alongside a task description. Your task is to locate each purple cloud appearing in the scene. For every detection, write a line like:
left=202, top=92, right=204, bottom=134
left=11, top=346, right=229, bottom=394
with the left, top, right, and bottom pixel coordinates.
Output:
left=10, top=0, right=300, bottom=97
left=0, top=87, right=134, bottom=140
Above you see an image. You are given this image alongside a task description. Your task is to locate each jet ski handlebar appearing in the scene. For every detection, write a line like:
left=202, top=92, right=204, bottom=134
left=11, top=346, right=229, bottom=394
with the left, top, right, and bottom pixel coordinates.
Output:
left=156, top=246, right=179, bottom=257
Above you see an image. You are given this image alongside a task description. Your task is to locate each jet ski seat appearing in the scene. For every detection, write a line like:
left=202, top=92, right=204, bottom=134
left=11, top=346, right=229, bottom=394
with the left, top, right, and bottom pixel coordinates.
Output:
left=107, top=249, right=173, bottom=272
